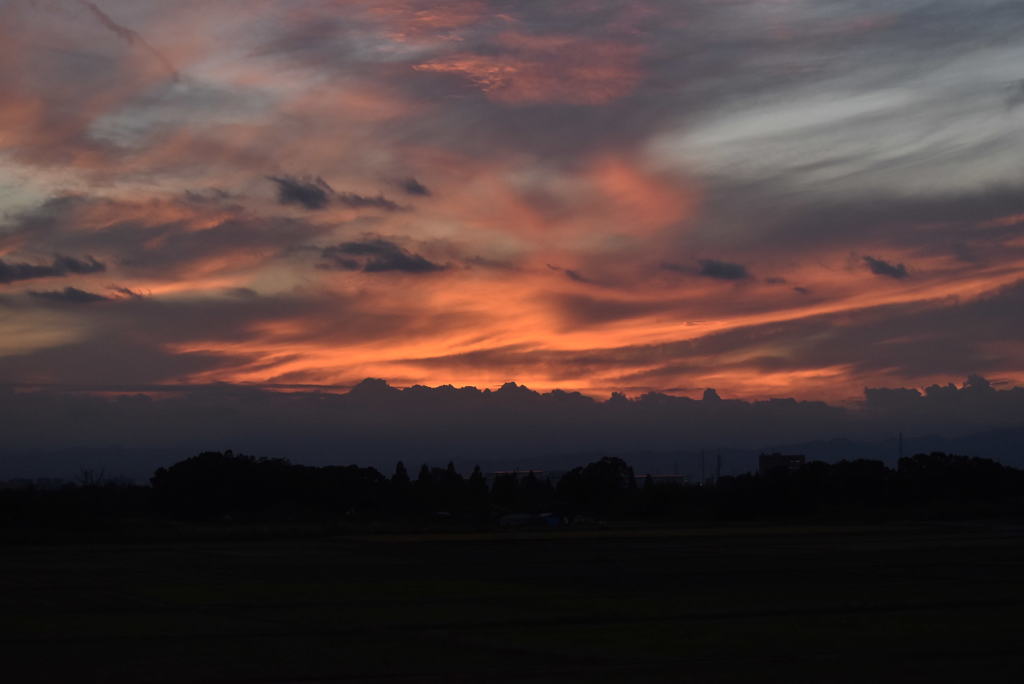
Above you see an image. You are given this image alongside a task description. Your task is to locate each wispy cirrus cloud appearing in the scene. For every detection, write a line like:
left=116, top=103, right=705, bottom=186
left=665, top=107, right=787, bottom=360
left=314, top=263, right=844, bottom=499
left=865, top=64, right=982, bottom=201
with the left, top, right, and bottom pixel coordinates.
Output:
left=696, top=259, right=750, bottom=281
left=28, top=286, right=110, bottom=304
left=77, top=0, right=180, bottom=81
left=0, top=255, right=106, bottom=284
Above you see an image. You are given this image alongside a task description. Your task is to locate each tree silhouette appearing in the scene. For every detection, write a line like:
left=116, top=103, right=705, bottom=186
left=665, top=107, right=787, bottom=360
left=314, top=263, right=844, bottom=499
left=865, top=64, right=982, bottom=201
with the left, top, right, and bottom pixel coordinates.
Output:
left=414, top=464, right=436, bottom=513
left=556, top=457, right=635, bottom=515
left=466, top=465, right=490, bottom=517
left=491, top=472, right=519, bottom=511
left=392, top=461, right=411, bottom=486
left=439, top=461, right=466, bottom=512
left=388, top=461, right=413, bottom=515
left=132, top=450, right=1024, bottom=525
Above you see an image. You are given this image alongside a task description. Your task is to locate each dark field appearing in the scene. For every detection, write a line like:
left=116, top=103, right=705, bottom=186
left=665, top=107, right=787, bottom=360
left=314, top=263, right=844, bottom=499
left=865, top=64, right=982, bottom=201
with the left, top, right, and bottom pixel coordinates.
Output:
left=2, top=524, right=1023, bottom=683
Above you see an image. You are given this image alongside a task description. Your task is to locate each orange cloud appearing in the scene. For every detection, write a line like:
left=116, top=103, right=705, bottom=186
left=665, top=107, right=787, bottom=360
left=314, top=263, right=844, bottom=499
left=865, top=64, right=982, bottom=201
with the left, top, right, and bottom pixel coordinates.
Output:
left=585, top=156, right=697, bottom=234
left=413, top=31, right=644, bottom=105
left=365, top=0, right=488, bottom=43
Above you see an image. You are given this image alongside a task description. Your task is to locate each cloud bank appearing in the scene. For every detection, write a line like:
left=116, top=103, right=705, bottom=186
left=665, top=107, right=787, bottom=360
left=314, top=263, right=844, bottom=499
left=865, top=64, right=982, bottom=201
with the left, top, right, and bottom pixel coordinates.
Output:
left=2, top=376, right=1022, bottom=480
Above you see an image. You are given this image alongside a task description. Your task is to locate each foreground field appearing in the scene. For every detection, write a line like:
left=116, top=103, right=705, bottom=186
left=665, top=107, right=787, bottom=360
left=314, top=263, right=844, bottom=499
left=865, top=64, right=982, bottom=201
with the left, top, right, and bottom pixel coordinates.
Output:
left=1, top=524, right=1023, bottom=682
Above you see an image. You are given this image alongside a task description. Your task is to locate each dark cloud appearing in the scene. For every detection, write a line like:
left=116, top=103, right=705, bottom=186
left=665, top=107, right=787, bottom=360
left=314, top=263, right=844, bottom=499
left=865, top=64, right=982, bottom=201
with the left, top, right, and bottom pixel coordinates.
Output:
left=398, top=177, right=431, bottom=197
left=268, top=176, right=403, bottom=211
left=863, top=256, right=909, bottom=279
left=0, top=255, right=106, bottom=284
left=697, top=259, right=750, bottom=280
left=110, top=286, right=146, bottom=299
left=547, top=264, right=593, bottom=284
left=464, top=256, right=520, bottom=271
left=28, top=287, right=110, bottom=304
left=268, top=175, right=333, bottom=210
left=55, top=255, right=108, bottom=275
left=183, top=188, right=233, bottom=204
left=2, top=193, right=328, bottom=279
left=661, top=259, right=752, bottom=281
left=321, top=238, right=446, bottom=273
left=336, top=192, right=403, bottom=212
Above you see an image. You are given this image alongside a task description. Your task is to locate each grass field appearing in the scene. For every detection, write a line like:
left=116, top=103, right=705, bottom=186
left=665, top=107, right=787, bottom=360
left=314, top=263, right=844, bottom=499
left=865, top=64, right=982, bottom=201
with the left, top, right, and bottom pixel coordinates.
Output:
left=2, top=523, right=1023, bottom=682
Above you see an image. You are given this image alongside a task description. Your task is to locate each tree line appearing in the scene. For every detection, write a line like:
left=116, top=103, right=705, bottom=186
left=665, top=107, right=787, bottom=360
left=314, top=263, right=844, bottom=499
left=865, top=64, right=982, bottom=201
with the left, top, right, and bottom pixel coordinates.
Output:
left=2, top=451, right=1024, bottom=536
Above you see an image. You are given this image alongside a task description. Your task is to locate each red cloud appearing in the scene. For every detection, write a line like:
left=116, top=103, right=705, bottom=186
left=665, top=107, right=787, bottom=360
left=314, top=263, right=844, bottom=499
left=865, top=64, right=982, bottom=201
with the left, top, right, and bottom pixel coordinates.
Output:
left=414, top=32, right=644, bottom=105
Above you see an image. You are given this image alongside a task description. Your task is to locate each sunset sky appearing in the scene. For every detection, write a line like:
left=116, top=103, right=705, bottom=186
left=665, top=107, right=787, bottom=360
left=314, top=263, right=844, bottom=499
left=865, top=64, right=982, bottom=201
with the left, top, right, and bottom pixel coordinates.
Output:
left=2, top=0, right=1024, bottom=402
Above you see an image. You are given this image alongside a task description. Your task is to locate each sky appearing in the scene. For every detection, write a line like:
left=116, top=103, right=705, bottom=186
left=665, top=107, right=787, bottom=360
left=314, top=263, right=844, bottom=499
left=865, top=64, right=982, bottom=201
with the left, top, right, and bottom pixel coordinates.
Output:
left=2, top=0, right=1024, bottom=405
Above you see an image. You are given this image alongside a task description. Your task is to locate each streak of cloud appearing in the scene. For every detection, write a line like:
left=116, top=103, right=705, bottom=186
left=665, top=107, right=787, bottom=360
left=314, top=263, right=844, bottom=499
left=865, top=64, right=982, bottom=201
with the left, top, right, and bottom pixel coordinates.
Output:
left=863, top=256, right=909, bottom=279
left=336, top=192, right=403, bottom=212
left=268, top=175, right=333, bottom=210
left=28, top=286, right=110, bottom=304
left=547, top=264, right=594, bottom=284
left=78, top=1, right=180, bottom=81
left=268, top=176, right=403, bottom=211
left=0, top=256, right=106, bottom=285
left=697, top=259, right=750, bottom=281
left=321, top=238, right=446, bottom=274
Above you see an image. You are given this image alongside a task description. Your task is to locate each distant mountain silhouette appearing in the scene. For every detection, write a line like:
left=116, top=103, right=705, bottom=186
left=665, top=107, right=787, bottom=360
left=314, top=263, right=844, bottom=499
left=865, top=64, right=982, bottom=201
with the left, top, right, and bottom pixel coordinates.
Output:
left=0, top=377, right=1022, bottom=480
